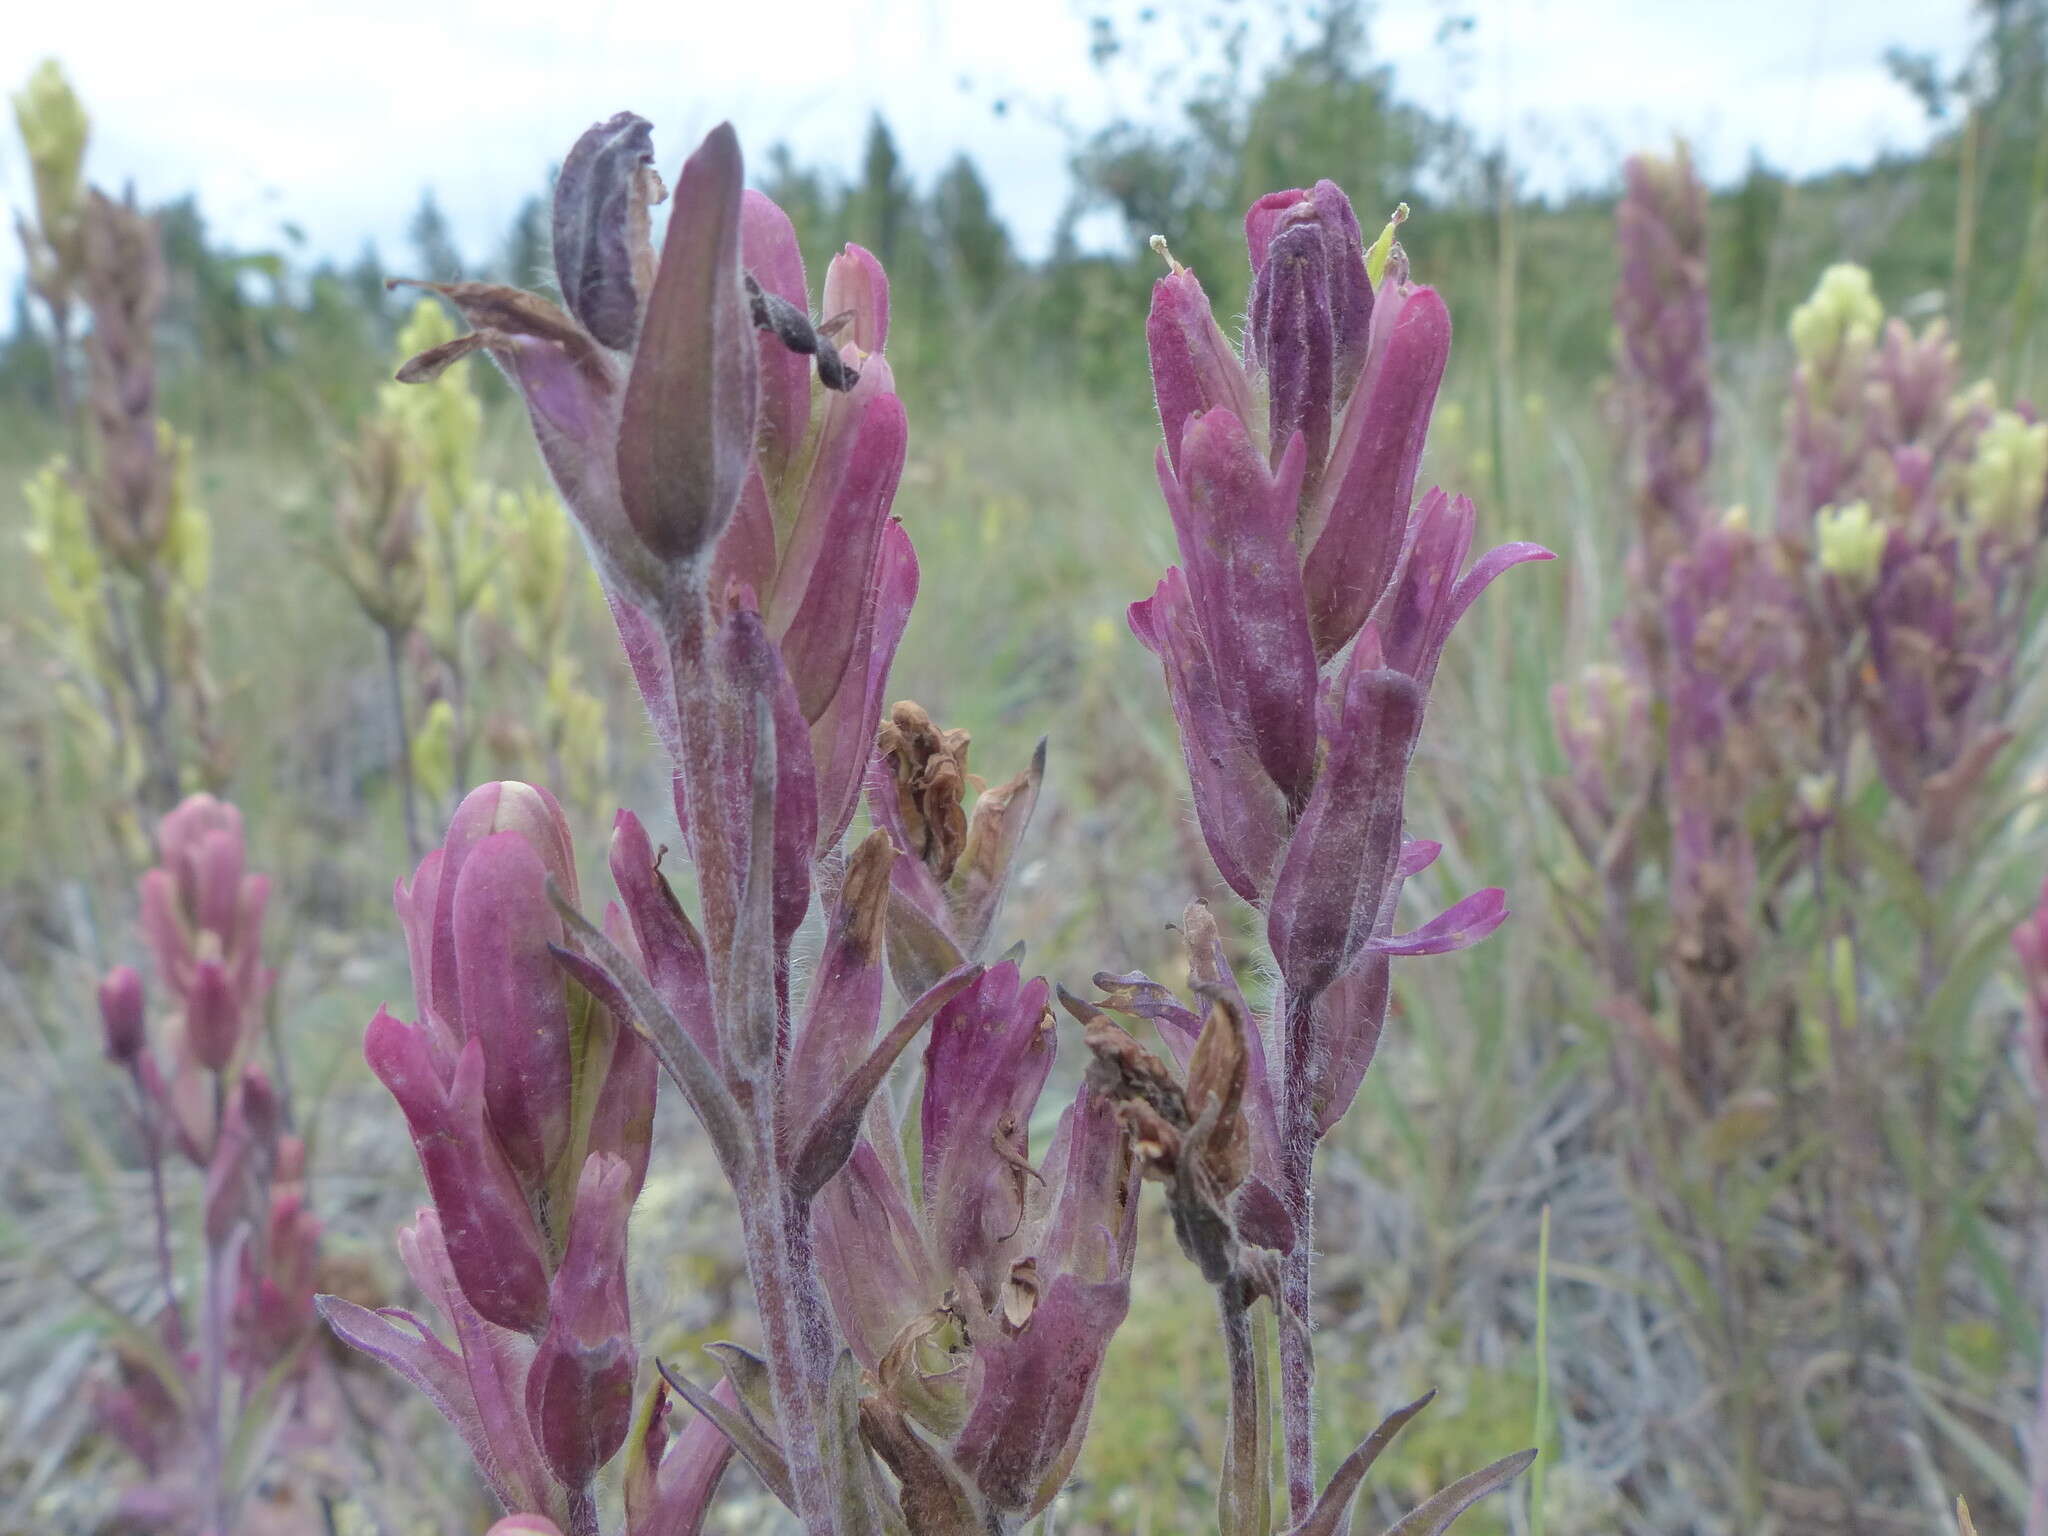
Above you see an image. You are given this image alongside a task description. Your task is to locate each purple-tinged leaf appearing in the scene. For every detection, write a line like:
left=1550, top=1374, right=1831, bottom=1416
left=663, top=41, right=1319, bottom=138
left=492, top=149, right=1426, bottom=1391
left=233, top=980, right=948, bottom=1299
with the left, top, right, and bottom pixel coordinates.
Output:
left=1367, top=888, right=1508, bottom=956
left=396, top=1210, right=555, bottom=1516
left=317, top=1297, right=519, bottom=1507
left=1378, top=489, right=1553, bottom=691
left=952, top=1272, right=1130, bottom=1515
left=1267, top=667, right=1424, bottom=1001
left=607, top=592, right=682, bottom=761
left=1378, top=1450, right=1538, bottom=1536
left=655, top=1358, right=796, bottom=1512
left=739, top=190, right=812, bottom=482
left=632, top=1376, right=741, bottom=1536
left=1300, top=289, right=1451, bottom=661
left=608, top=810, right=716, bottom=1067
left=773, top=386, right=909, bottom=724
left=813, top=518, right=917, bottom=853
left=790, top=961, right=984, bottom=1203
left=1312, top=957, right=1391, bottom=1137
left=1148, top=266, right=1255, bottom=476
left=545, top=890, right=749, bottom=1183
left=1129, top=568, right=1290, bottom=902
left=365, top=1016, right=551, bottom=1335
left=784, top=830, right=895, bottom=1121
left=1162, top=413, right=1320, bottom=807
left=811, top=1140, right=937, bottom=1371
left=823, top=243, right=890, bottom=353
left=860, top=1394, right=990, bottom=1535
left=552, top=111, right=658, bottom=351
left=1280, top=1389, right=1435, bottom=1536
left=921, top=964, right=1056, bottom=1297
left=717, top=606, right=817, bottom=957
left=1399, top=838, right=1442, bottom=878
left=723, top=693, right=780, bottom=1075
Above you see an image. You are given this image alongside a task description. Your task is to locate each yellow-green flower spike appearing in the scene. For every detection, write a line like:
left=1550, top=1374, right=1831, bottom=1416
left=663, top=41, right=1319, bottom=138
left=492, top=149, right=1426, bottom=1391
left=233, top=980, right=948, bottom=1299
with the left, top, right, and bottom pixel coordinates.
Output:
left=1965, top=410, right=2048, bottom=540
left=1789, top=264, right=1882, bottom=370
left=12, top=60, right=90, bottom=271
left=1815, top=500, right=1885, bottom=589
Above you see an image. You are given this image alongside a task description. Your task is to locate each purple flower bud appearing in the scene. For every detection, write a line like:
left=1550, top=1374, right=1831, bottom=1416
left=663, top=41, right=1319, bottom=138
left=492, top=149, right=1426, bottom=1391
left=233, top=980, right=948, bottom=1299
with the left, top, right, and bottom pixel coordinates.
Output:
left=1250, top=218, right=1335, bottom=471
left=451, top=831, right=576, bottom=1187
left=525, top=1154, right=638, bottom=1490
left=616, top=122, right=761, bottom=576
left=552, top=111, right=660, bottom=352
left=100, top=965, right=146, bottom=1064
left=238, top=1064, right=282, bottom=1147
left=139, top=794, right=271, bottom=1011
left=186, top=958, right=240, bottom=1073
left=1245, top=182, right=1373, bottom=459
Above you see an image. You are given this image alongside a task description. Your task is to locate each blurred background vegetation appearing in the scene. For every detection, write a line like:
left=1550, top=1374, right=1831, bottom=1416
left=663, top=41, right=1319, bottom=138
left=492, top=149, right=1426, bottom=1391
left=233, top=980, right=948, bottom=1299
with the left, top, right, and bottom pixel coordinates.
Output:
left=4, top=1, right=2048, bottom=1532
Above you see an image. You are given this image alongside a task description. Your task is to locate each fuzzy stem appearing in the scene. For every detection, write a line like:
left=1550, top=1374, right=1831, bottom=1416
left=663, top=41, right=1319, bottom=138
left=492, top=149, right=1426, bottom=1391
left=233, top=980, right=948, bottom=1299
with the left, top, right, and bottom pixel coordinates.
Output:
left=382, top=626, right=423, bottom=861
left=2031, top=1229, right=2048, bottom=1536
left=52, top=298, right=80, bottom=450
left=199, top=1223, right=236, bottom=1536
left=129, top=1060, right=184, bottom=1352
left=1218, top=1283, right=1271, bottom=1534
left=134, top=564, right=182, bottom=815
left=736, top=1141, right=836, bottom=1533
left=665, top=585, right=840, bottom=1534
left=1278, top=984, right=1319, bottom=1521
left=566, top=1484, right=600, bottom=1536
left=666, top=594, right=739, bottom=976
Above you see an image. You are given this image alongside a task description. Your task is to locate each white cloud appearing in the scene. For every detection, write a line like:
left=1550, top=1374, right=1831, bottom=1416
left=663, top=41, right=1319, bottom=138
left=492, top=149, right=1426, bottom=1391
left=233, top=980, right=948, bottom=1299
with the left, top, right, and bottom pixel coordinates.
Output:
left=0, top=0, right=1974, bottom=300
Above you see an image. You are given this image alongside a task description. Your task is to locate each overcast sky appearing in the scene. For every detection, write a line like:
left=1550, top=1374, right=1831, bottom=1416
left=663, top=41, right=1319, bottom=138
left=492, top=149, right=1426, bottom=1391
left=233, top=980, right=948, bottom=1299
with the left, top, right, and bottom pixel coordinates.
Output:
left=1, top=0, right=1975, bottom=297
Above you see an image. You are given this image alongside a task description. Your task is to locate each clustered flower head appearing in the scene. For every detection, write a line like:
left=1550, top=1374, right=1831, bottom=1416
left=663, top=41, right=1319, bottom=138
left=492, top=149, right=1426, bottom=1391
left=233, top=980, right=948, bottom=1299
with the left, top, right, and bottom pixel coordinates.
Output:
left=1132, top=179, right=1549, bottom=1519
left=325, top=108, right=1540, bottom=1536
left=92, top=795, right=335, bottom=1533
left=324, top=109, right=1140, bottom=1536
left=321, top=781, right=655, bottom=1522
left=1614, top=146, right=1712, bottom=554
left=1556, top=147, right=2048, bottom=1119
